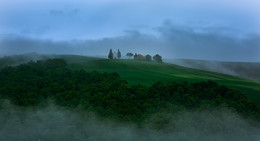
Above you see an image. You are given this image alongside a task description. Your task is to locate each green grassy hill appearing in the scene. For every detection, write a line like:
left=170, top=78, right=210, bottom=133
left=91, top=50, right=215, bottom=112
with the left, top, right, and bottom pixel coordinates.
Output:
left=59, top=55, right=260, bottom=105
left=1, top=54, right=259, bottom=105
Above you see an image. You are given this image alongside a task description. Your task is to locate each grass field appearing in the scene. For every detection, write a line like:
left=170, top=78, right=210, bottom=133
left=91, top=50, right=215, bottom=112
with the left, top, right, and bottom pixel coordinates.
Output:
left=165, top=58, right=260, bottom=81
left=58, top=55, right=260, bottom=105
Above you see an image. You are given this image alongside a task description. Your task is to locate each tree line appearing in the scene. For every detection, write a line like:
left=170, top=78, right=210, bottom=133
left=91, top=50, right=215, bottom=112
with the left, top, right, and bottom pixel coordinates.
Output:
left=126, top=53, right=162, bottom=63
left=108, top=49, right=163, bottom=63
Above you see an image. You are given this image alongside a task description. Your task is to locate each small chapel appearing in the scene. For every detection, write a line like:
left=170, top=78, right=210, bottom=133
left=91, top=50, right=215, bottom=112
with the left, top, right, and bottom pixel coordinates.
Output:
left=113, top=51, right=118, bottom=59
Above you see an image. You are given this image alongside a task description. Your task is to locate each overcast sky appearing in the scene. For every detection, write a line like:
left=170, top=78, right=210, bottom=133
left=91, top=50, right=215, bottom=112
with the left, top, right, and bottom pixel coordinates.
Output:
left=0, top=0, right=259, bottom=61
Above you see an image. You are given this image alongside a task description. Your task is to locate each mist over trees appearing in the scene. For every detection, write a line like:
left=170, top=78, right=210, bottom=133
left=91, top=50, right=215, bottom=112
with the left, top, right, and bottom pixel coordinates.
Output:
left=0, top=103, right=259, bottom=141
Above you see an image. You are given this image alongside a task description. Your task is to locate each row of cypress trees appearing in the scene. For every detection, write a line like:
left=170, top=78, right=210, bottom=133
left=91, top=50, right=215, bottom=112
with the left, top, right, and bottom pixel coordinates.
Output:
left=108, top=49, right=121, bottom=59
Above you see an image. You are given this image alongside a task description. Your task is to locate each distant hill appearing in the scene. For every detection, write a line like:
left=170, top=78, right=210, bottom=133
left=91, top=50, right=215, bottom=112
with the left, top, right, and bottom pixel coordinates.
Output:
left=0, top=53, right=53, bottom=68
left=0, top=53, right=100, bottom=68
left=164, top=59, right=260, bottom=81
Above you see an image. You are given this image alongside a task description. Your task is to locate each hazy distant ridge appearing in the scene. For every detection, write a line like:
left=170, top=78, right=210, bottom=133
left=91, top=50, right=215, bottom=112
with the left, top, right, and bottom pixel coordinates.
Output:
left=165, top=59, right=260, bottom=81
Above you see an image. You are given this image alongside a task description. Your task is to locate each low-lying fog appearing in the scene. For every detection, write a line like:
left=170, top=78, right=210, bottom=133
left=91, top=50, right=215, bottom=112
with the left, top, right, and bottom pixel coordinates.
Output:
left=0, top=100, right=259, bottom=141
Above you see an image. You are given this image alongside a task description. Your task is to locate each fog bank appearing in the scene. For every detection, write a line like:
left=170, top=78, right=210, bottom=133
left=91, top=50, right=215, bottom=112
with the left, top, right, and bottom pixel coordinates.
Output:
left=0, top=101, right=259, bottom=141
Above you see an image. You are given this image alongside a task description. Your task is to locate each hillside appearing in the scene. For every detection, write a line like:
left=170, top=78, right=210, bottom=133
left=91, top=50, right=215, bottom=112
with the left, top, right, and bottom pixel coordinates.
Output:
left=1, top=54, right=260, bottom=105
left=0, top=58, right=259, bottom=123
left=0, top=56, right=260, bottom=141
left=60, top=55, right=260, bottom=105
left=165, top=59, right=260, bottom=81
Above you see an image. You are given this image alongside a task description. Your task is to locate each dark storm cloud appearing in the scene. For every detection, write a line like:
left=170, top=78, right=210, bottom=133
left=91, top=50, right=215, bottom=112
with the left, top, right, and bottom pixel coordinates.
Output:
left=156, top=21, right=260, bottom=61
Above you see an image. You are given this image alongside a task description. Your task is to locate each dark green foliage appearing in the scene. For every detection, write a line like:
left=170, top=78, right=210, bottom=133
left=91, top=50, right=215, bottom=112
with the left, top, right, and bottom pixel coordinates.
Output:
left=134, top=53, right=137, bottom=60
left=146, top=54, right=152, bottom=61
left=153, top=54, right=162, bottom=63
left=0, top=59, right=259, bottom=123
left=126, top=53, right=133, bottom=59
left=108, top=49, right=113, bottom=59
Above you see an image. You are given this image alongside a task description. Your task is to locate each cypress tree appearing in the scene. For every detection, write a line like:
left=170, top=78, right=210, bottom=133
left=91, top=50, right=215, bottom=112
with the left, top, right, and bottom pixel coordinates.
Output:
left=108, top=49, right=113, bottom=59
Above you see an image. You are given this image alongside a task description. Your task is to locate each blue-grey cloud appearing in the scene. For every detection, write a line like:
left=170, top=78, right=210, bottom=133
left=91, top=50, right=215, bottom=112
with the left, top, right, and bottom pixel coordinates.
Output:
left=49, top=10, right=64, bottom=16
left=20, top=26, right=50, bottom=36
left=0, top=22, right=259, bottom=62
left=156, top=21, right=260, bottom=61
left=49, top=8, right=80, bottom=17
left=0, top=0, right=259, bottom=40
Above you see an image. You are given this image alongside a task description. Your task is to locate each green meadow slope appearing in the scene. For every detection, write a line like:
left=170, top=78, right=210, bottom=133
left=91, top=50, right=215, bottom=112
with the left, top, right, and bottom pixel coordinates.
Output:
left=1, top=54, right=259, bottom=105
left=60, top=55, right=260, bottom=105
